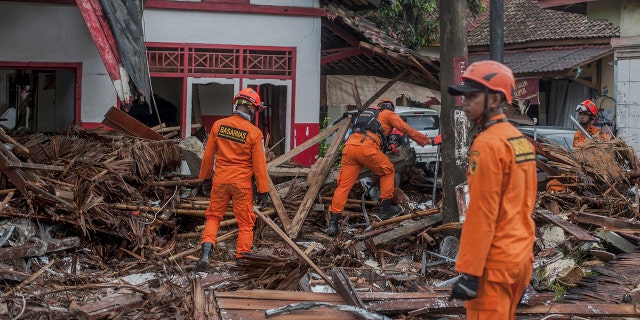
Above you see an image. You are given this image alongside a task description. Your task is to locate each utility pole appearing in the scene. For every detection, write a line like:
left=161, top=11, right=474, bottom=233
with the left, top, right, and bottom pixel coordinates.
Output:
left=439, top=0, right=470, bottom=224
left=490, top=0, right=504, bottom=62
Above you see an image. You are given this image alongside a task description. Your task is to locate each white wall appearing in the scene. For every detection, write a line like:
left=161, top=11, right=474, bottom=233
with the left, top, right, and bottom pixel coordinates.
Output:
left=142, top=9, right=321, bottom=124
left=0, top=3, right=118, bottom=124
left=615, top=58, right=640, bottom=151
left=1, top=2, right=322, bottom=128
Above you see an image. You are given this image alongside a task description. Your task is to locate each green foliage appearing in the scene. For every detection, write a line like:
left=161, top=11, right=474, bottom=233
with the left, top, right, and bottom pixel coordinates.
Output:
left=550, top=281, right=567, bottom=302
left=362, top=0, right=486, bottom=50
left=319, top=116, right=330, bottom=158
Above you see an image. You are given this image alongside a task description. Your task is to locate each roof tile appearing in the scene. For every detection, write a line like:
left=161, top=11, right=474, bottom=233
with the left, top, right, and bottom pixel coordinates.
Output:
left=468, top=0, right=619, bottom=46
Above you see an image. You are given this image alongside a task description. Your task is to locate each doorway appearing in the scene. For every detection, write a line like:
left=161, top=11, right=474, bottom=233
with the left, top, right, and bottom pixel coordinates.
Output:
left=245, top=79, right=291, bottom=157
left=0, top=67, right=77, bottom=133
left=187, top=77, right=239, bottom=135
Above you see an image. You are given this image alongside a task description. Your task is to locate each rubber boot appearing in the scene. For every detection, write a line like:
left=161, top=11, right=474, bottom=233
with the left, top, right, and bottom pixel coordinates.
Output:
left=194, top=242, right=213, bottom=272
left=379, top=199, right=403, bottom=220
left=325, top=213, right=341, bottom=237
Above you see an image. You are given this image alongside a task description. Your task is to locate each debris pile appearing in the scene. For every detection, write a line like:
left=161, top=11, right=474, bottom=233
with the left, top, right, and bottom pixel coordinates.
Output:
left=0, top=124, right=638, bottom=319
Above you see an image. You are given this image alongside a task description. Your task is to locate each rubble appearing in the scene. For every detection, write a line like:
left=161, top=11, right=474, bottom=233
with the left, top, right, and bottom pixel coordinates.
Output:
left=0, top=122, right=638, bottom=319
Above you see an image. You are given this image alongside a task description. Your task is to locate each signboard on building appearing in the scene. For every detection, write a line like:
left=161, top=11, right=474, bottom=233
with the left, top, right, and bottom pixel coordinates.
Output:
left=514, top=78, right=539, bottom=105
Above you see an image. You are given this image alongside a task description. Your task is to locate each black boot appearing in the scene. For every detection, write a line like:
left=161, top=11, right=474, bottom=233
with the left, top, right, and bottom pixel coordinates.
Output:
left=194, top=242, right=213, bottom=272
left=379, top=199, right=403, bottom=220
left=325, top=213, right=341, bottom=237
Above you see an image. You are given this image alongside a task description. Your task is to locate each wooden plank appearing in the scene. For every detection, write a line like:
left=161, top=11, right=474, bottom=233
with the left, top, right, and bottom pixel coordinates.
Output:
left=367, top=297, right=463, bottom=313
left=215, top=290, right=345, bottom=301
left=516, top=303, right=640, bottom=316
left=0, top=269, right=30, bottom=282
left=370, top=213, right=442, bottom=245
left=360, top=292, right=448, bottom=300
left=268, top=176, right=292, bottom=233
left=331, top=268, right=365, bottom=310
left=218, top=298, right=347, bottom=310
left=358, top=65, right=409, bottom=111
left=572, top=211, right=640, bottom=230
left=537, top=209, right=598, bottom=242
left=0, top=127, right=29, bottom=158
left=0, top=237, right=80, bottom=261
left=267, top=123, right=341, bottom=169
left=369, top=208, right=440, bottom=229
left=267, top=167, right=311, bottom=177
left=0, top=142, right=29, bottom=193
left=355, top=214, right=442, bottom=252
left=71, top=293, right=144, bottom=319
left=288, top=118, right=351, bottom=238
left=7, top=161, right=65, bottom=172
left=102, top=106, right=165, bottom=141
left=409, top=55, right=440, bottom=87
left=254, top=208, right=335, bottom=290
left=221, top=309, right=356, bottom=320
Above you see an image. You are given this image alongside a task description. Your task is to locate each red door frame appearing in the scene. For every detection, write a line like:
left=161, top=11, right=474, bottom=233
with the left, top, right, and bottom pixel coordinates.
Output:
left=0, top=62, right=82, bottom=125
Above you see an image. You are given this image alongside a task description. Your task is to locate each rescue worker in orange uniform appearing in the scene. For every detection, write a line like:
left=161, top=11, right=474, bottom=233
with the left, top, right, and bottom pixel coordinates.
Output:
left=195, top=88, right=270, bottom=272
left=448, top=60, right=537, bottom=319
left=573, top=99, right=608, bottom=148
left=325, top=99, right=432, bottom=237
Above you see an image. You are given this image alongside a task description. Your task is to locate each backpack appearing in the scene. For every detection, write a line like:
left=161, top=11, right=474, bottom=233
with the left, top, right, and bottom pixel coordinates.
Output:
left=352, top=108, right=388, bottom=150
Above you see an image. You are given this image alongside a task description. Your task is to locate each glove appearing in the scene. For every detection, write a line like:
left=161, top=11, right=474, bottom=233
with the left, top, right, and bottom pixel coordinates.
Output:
left=257, top=192, right=270, bottom=210
left=449, top=274, right=479, bottom=301
left=432, top=134, right=442, bottom=146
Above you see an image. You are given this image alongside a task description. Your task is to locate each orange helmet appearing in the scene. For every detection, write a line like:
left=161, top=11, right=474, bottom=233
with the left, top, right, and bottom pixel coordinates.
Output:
left=375, top=99, right=395, bottom=112
left=448, top=60, right=516, bottom=103
left=576, top=99, right=597, bottom=117
left=233, top=88, right=262, bottom=110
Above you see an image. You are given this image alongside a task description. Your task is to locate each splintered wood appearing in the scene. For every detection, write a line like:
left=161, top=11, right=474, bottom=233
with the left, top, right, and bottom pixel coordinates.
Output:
left=0, top=123, right=640, bottom=319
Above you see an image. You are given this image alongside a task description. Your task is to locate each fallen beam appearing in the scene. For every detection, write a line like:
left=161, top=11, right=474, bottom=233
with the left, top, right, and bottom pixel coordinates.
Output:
left=70, top=292, right=145, bottom=319
left=369, top=208, right=440, bottom=229
left=0, top=237, right=80, bottom=261
left=537, top=209, right=598, bottom=242
left=572, top=211, right=640, bottom=230
left=288, top=117, right=351, bottom=238
left=253, top=206, right=335, bottom=290
left=516, top=303, right=640, bottom=317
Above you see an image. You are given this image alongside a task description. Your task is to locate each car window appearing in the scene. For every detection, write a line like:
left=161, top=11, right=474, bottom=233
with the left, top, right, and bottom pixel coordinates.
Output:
left=519, top=127, right=575, bottom=150
left=400, top=115, right=439, bottom=130
left=544, top=133, right=574, bottom=148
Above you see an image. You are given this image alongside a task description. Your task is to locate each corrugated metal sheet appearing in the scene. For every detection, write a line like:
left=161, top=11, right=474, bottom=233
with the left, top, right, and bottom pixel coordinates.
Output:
left=470, top=45, right=612, bottom=74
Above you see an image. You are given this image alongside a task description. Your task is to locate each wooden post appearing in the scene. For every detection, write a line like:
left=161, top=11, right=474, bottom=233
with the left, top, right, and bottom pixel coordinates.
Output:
left=440, top=0, right=470, bottom=225
left=287, top=117, right=351, bottom=238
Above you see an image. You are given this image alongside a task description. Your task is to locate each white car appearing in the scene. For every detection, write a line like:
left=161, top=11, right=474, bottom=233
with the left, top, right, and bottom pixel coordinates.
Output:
left=395, top=106, right=440, bottom=173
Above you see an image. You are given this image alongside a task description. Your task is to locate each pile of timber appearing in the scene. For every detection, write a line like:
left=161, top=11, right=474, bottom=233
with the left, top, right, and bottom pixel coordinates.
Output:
left=1, top=120, right=640, bottom=319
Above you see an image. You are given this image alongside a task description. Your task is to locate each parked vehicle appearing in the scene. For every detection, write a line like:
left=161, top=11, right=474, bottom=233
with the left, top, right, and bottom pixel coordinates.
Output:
left=517, top=125, right=576, bottom=150
left=395, top=106, right=440, bottom=174
left=517, top=125, right=576, bottom=190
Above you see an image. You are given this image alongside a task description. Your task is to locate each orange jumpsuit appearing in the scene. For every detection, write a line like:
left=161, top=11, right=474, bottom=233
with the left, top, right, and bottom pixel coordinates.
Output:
left=573, top=124, right=606, bottom=148
left=199, top=113, right=269, bottom=258
left=455, top=114, right=537, bottom=320
left=328, top=109, right=430, bottom=215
